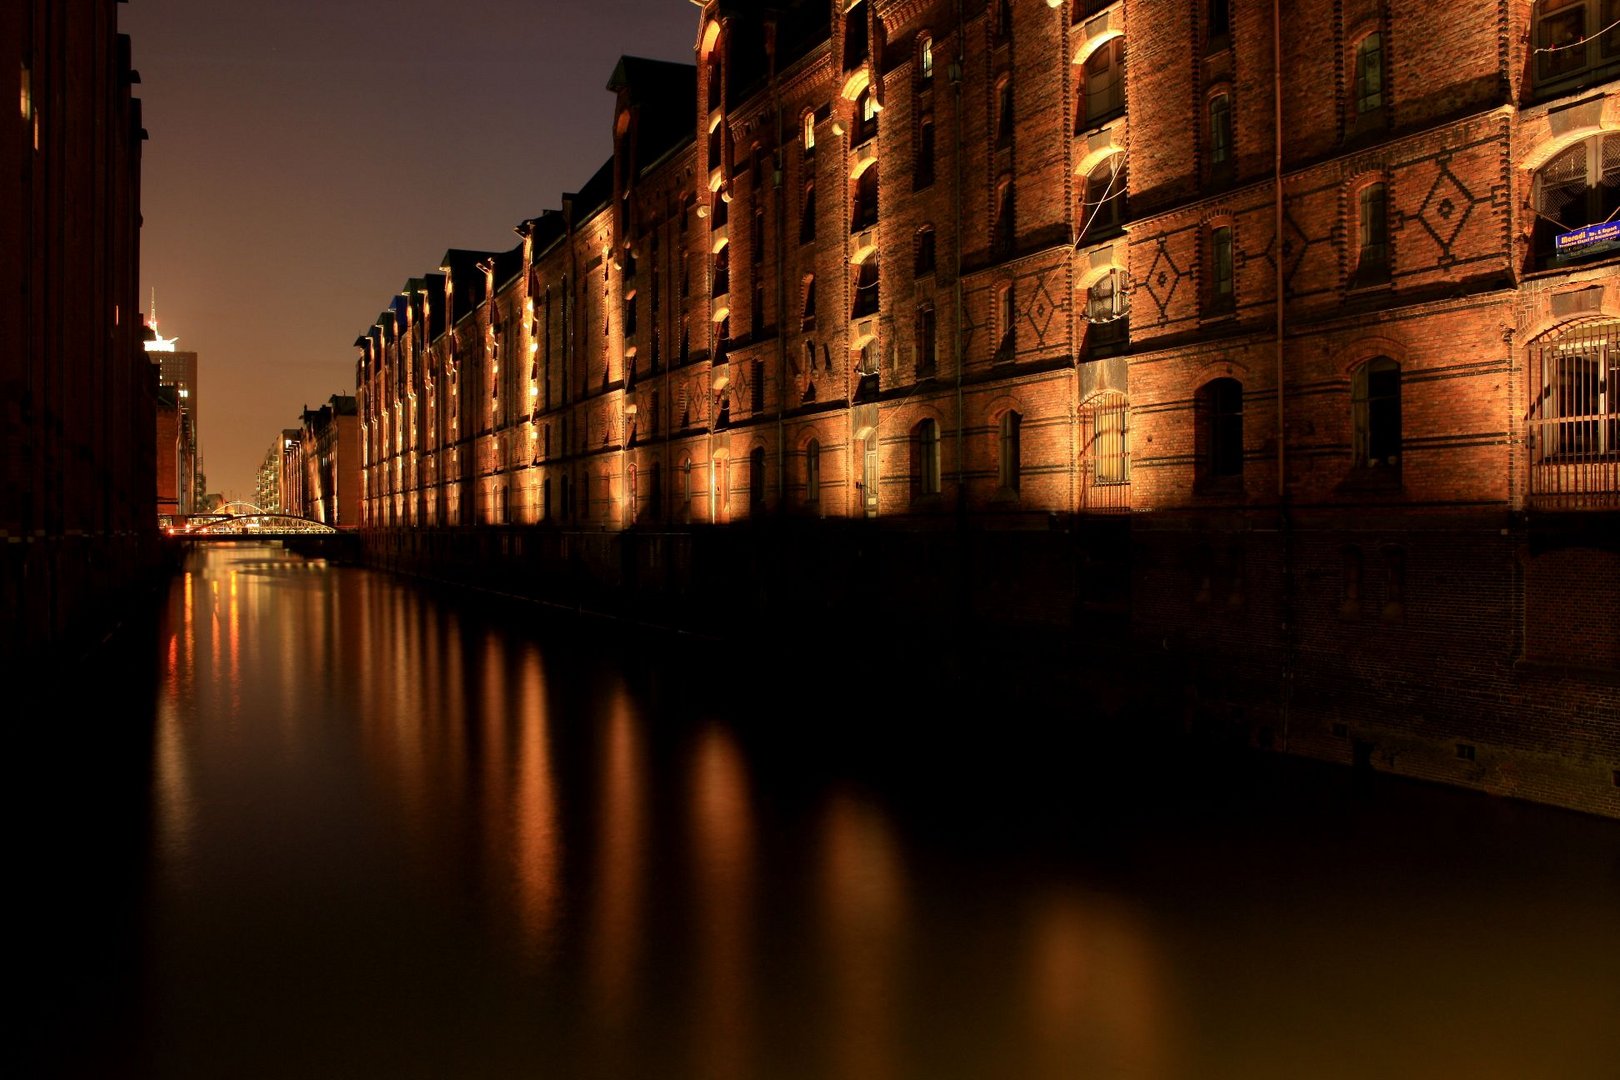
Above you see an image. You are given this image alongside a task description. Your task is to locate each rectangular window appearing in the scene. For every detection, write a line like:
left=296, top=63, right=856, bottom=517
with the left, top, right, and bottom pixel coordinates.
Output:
left=1355, top=184, right=1390, bottom=284
left=916, top=306, right=937, bottom=375
left=1209, top=226, right=1234, bottom=314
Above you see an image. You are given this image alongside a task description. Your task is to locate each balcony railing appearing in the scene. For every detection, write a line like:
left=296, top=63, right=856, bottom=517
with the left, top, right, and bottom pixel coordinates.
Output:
left=1526, top=415, right=1620, bottom=508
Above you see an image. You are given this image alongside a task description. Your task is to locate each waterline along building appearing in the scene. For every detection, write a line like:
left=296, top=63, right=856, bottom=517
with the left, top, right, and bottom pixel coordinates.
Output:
left=354, top=0, right=1619, bottom=816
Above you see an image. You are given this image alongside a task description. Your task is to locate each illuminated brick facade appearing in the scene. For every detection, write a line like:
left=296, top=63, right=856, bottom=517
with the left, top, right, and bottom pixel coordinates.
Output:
left=355, top=1, right=1618, bottom=814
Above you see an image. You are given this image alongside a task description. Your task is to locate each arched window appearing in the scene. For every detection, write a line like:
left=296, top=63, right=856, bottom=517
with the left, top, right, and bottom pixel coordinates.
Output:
left=1532, top=134, right=1620, bottom=263
left=854, top=87, right=878, bottom=145
left=1354, top=33, right=1384, bottom=115
left=1198, top=378, right=1244, bottom=484
left=916, top=114, right=936, bottom=189
left=804, top=438, right=821, bottom=505
left=852, top=256, right=880, bottom=318
left=998, top=410, right=1022, bottom=493
left=1081, top=154, right=1127, bottom=238
left=803, top=110, right=816, bottom=153
left=1081, top=37, right=1126, bottom=128
left=853, top=163, right=879, bottom=231
left=1353, top=182, right=1390, bottom=285
left=712, top=245, right=729, bottom=298
left=915, top=225, right=937, bottom=275
left=1352, top=357, right=1402, bottom=472
left=911, top=418, right=941, bottom=500
left=800, top=180, right=817, bottom=244
left=919, top=35, right=934, bottom=84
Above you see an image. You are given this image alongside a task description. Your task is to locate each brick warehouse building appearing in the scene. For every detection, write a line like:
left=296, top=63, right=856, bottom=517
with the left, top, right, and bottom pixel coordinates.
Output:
left=355, top=0, right=1618, bottom=815
left=2, top=0, right=156, bottom=665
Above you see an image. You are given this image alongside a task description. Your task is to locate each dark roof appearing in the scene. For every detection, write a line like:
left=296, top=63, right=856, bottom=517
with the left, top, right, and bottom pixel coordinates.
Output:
left=439, top=248, right=497, bottom=321
left=329, top=395, right=357, bottom=415
left=522, top=209, right=568, bottom=259
left=493, top=243, right=524, bottom=292
left=568, top=157, right=615, bottom=222
left=610, top=57, right=698, bottom=177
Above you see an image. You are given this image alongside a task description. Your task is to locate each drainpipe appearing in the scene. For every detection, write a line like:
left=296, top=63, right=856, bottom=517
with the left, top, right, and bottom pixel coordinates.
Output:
left=772, top=23, right=788, bottom=511
left=1273, top=0, right=1292, bottom=753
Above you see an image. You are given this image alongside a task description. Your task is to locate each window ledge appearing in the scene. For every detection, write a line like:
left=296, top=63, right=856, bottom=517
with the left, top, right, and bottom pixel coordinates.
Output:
left=1346, top=273, right=1393, bottom=295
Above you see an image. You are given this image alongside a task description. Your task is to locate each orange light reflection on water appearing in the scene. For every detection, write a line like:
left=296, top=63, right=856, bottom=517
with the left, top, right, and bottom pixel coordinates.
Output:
left=689, top=724, right=753, bottom=1080
left=587, top=689, right=645, bottom=1026
left=820, top=790, right=906, bottom=1080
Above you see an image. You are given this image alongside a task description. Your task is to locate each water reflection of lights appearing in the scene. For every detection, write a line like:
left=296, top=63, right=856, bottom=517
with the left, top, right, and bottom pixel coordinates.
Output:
left=690, top=725, right=753, bottom=1079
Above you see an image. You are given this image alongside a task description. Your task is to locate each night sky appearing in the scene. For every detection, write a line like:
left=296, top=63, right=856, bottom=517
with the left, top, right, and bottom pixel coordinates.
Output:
left=121, top=0, right=700, bottom=501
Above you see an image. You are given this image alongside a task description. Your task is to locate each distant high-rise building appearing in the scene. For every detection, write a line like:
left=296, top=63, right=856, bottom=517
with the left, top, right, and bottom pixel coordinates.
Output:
left=145, top=324, right=201, bottom=514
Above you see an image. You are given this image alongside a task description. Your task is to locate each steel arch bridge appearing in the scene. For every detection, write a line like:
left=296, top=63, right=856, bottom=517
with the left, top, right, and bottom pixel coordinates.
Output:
left=181, top=513, right=339, bottom=537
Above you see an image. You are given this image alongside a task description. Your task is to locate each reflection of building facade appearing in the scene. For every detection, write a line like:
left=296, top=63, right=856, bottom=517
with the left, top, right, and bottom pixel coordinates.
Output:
left=354, top=1, right=1617, bottom=814
left=2, top=0, right=155, bottom=658
left=300, top=396, right=359, bottom=527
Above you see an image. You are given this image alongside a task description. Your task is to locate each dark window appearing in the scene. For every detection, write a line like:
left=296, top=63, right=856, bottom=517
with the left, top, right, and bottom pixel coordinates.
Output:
left=749, top=446, right=766, bottom=509
left=802, top=274, right=817, bottom=331
left=994, top=175, right=1015, bottom=254
left=751, top=357, right=765, bottom=413
left=1354, top=33, right=1384, bottom=114
left=999, top=410, right=1022, bottom=492
left=805, top=438, right=821, bottom=504
left=711, top=191, right=728, bottom=228
left=916, top=116, right=936, bottom=189
left=996, top=79, right=1014, bottom=148
left=1082, top=37, right=1125, bottom=128
left=752, top=208, right=764, bottom=264
left=624, top=293, right=638, bottom=338
left=800, top=180, right=817, bottom=244
left=1199, top=378, right=1244, bottom=482
left=1353, top=357, right=1402, bottom=471
left=916, top=306, right=937, bottom=376
left=911, top=418, right=941, bottom=500
left=1209, top=92, right=1232, bottom=174
left=1354, top=183, right=1390, bottom=285
left=1208, top=0, right=1231, bottom=43
left=752, top=281, right=764, bottom=337
left=843, top=0, right=869, bottom=71
left=996, top=283, right=1015, bottom=361
left=915, top=226, right=936, bottom=275
left=1208, top=226, right=1235, bottom=314
left=995, top=0, right=1013, bottom=42
left=852, top=258, right=880, bottom=318
left=1531, top=0, right=1620, bottom=91
left=853, top=164, right=879, bottom=231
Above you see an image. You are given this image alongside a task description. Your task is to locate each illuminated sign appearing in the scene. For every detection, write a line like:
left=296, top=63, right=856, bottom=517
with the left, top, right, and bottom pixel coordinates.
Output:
left=1555, top=220, right=1620, bottom=254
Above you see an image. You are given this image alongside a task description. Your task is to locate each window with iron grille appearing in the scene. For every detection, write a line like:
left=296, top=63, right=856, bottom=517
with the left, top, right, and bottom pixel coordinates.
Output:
left=1532, top=134, right=1620, bottom=264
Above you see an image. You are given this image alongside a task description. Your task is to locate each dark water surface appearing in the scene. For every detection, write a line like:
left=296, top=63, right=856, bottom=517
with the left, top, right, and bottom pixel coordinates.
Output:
left=20, top=542, right=1620, bottom=1079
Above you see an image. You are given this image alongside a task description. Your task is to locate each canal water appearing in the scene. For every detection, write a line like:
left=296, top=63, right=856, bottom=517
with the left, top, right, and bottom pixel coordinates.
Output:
left=20, top=542, right=1620, bottom=1079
